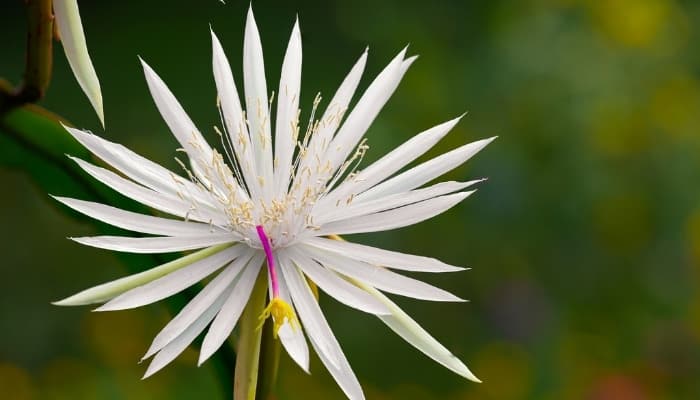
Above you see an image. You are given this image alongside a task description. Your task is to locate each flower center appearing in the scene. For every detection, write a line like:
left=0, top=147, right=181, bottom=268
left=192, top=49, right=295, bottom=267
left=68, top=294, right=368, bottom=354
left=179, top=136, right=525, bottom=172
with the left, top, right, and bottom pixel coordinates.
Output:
left=255, top=224, right=298, bottom=337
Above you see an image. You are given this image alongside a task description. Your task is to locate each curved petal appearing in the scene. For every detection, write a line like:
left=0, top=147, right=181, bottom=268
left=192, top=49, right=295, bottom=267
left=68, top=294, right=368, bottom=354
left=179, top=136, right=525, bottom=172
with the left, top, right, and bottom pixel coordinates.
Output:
left=53, top=244, right=232, bottom=306
left=273, top=18, right=302, bottom=196
left=54, top=0, right=103, bottom=126
left=199, top=253, right=265, bottom=365
left=71, top=233, right=236, bottom=254
left=274, top=258, right=310, bottom=373
left=96, top=245, right=245, bottom=311
left=301, top=245, right=464, bottom=302
left=53, top=197, right=220, bottom=236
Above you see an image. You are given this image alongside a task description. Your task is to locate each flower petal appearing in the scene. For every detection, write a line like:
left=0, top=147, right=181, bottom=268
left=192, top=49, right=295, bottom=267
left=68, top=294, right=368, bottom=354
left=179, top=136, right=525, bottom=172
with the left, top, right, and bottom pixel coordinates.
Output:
left=301, top=246, right=464, bottom=302
left=53, top=0, right=104, bottom=126
left=70, top=157, right=226, bottom=224
left=317, top=115, right=464, bottom=211
left=243, top=6, right=273, bottom=199
left=325, top=49, right=412, bottom=173
left=143, top=289, right=229, bottom=378
left=315, top=181, right=480, bottom=225
left=71, top=233, right=236, bottom=254
left=313, top=192, right=473, bottom=236
left=140, top=59, right=214, bottom=169
left=358, top=137, right=496, bottom=202
left=279, top=258, right=364, bottom=399
left=210, top=29, right=260, bottom=201
left=198, top=253, right=265, bottom=365
left=273, top=18, right=302, bottom=196
left=301, top=237, right=464, bottom=273
left=96, top=245, right=245, bottom=311
left=53, top=244, right=232, bottom=306
left=53, top=197, right=220, bottom=236
left=274, top=261, right=310, bottom=373
left=283, top=248, right=390, bottom=315
left=361, top=282, right=480, bottom=382
left=143, top=249, right=256, bottom=359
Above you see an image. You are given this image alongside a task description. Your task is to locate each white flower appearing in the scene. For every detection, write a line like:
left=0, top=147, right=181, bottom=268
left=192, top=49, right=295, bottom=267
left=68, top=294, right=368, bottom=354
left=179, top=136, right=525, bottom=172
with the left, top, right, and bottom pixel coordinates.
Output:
left=54, top=7, right=493, bottom=399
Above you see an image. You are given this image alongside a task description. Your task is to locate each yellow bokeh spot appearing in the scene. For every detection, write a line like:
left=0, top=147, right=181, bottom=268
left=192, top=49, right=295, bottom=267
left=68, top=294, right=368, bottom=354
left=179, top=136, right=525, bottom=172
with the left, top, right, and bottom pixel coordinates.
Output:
left=0, top=363, right=35, bottom=400
left=259, top=297, right=299, bottom=338
left=649, top=73, right=700, bottom=138
left=588, top=0, right=671, bottom=48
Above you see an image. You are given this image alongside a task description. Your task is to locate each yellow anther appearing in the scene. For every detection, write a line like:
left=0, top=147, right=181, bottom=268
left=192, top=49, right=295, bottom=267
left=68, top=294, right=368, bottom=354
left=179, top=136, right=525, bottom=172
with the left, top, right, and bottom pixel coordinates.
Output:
left=258, top=297, right=299, bottom=338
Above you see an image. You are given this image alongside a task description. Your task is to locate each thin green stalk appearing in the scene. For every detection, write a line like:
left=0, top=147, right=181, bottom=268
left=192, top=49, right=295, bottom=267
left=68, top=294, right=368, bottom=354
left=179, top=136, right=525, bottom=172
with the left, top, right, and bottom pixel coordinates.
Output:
left=257, top=316, right=281, bottom=400
left=234, top=269, right=269, bottom=400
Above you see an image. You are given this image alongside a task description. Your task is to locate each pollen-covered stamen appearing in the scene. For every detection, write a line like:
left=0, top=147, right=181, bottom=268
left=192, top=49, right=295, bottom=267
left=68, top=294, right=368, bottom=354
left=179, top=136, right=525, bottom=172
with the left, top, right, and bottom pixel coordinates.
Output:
left=256, top=225, right=298, bottom=337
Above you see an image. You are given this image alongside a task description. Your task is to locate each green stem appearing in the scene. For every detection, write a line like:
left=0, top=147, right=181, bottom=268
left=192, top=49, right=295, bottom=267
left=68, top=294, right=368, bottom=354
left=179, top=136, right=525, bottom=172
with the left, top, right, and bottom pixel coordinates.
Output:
left=0, top=0, right=54, bottom=114
left=234, top=269, right=269, bottom=400
left=257, top=316, right=281, bottom=400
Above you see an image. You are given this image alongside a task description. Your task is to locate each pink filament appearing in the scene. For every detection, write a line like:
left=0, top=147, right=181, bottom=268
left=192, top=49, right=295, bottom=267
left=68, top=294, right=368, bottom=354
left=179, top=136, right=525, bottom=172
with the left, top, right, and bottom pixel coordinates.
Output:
left=256, top=225, right=279, bottom=298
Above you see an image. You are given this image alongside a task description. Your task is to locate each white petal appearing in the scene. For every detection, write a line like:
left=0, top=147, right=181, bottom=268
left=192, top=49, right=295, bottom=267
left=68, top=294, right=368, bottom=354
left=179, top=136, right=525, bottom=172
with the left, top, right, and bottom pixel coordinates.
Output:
left=274, top=262, right=310, bottom=373
left=143, top=249, right=256, bottom=359
left=317, top=116, right=464, bottom=212
left=96, top=245, right=244, bottom=311
left=313, top=192, right=473, bottom=236
left=279, top=259, right=364, bottom=399
left=292, top=49, right=367, bottom=198
left=53, top=244, right=232, bottom=306
left=53, top=0, right=103, bottom=126
left=198, top=253, right=265, bottom=365
left=140, top=59, right=214, bottom=169
left=143, top=289, right=228, bottom=378
left=63, top=126, right=216, bottom=207
left=70, top=157, right=226, bottom=224
left=72, top=233, right=236, bottom=254
left=325, top=48, right=412, bottom=173
left=243, top=6, right=273, bottom=199
left=210, top=29, right=260, bottom=201
left=358, top=137, right=496, bottom=202
left=301, top=237, right=464, bottom=273
left=360, top=282, right=480, bottom=382
left=316, top=181, right=479, bottom=225
left=301, top=246, right=464, bottom=302
left=278, top=256, right=340, bottom=369
left=53, top=197, right=220, bottom=236
left=273, top=18, right=302, bottom=196
left=283, top=248, right=389, bottom=315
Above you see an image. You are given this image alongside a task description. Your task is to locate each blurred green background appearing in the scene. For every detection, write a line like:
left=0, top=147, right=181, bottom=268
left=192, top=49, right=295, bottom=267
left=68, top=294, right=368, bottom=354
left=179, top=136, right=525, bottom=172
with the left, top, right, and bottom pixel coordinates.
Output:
left=2, top=0, right=700, bottom=398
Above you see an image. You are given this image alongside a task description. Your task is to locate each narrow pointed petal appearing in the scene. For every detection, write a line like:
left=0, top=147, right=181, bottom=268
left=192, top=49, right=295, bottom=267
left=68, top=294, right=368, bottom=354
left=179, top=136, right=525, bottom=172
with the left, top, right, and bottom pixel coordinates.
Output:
left=54, top=0, right=104, bottom=126
left=143, top=290, right=228, bottom=378
left=53, top=244, right=232, bottom=306
left=278, top=256, right=341, bottom=368
left=210, top=29, right=261, bottom=200
left=314, top=192, right=473, bottom=236
left=283, top=248, right=390, bottom=315
left=316, top=181, right=479, bottom=225
left=273, top=18, right=302, bottom=195
left=140, top=58, right=214, bottom=168
left=70, top=157, right=226, bottom=224
left=317, top=115, right=464, bottom=212
left=243, top=7, right=273, bottom=198
left=325, top=48, right=411, bottom=172
left=275, top=263, right=310, bottom=373
left=96, top=245, right=244, bottom=311
left=358, top=137, right=496, bottom=202
left=53, top=197, right=220, bottom=237
left=143, top=250, right=255, bottom=359
left=293, top=49, right=368, bottom=196
left=360, top=282, right=480, bottom=382
left=71, top=233, right=236, bottom=254
left=302, top=237, right=464, bottom=273
left=302, top=246, right=464, bottom=302
left=63, top=126, right=218, bottom=207
left=198, top=254, right=264, bottom=365
left=279, top=259, right=364, bottom=399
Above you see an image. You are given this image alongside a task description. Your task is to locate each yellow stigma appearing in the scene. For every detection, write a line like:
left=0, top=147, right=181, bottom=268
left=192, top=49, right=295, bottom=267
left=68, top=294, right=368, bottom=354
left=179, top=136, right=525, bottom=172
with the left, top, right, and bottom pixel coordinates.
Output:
left=258, top=297, right=299, bottom=338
